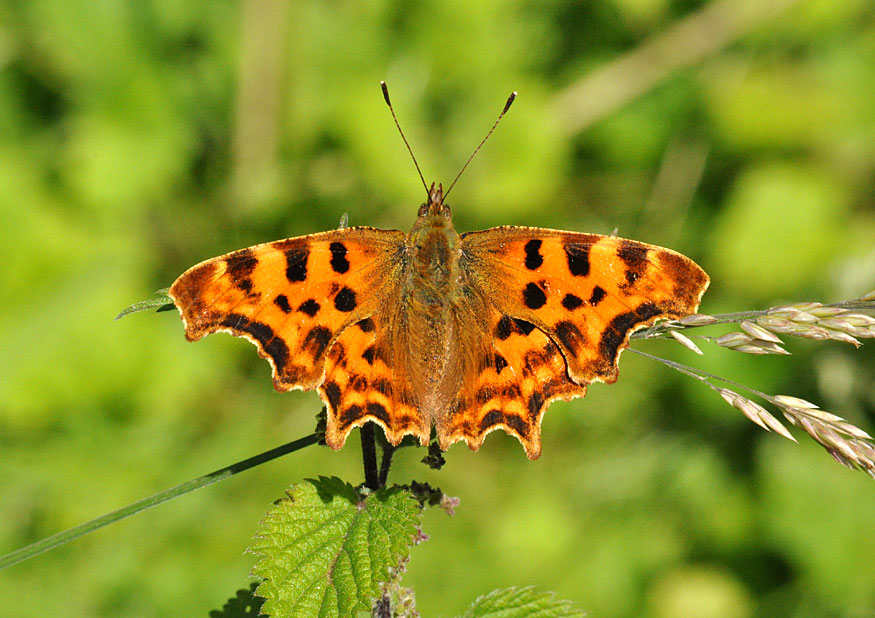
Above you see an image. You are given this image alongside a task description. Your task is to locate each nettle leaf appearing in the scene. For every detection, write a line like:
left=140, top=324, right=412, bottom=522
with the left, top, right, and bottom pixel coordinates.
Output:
left=249, top=476, right=422, bottom=617
left=461, top=587, right=588, bottom=618
left=114, top=289, right=174, bottom=320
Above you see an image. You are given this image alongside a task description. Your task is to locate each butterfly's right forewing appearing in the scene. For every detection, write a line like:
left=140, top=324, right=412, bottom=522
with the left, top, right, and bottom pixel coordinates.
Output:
left=169, top=227, right=433, bottom=449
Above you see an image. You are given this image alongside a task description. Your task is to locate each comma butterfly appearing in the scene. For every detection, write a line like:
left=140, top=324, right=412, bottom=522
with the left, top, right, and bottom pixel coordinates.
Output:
left=169, top=86, right=709, bottom=459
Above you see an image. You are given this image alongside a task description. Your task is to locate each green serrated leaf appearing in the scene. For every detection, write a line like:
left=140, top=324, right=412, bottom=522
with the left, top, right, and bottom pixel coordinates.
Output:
left=114, top=288, right=173, bottom=320
left=249, top=476, right=422, bottom=618
left=209, top=583, right=264, bottom=618
left=461, top=587, right=588, bottom=618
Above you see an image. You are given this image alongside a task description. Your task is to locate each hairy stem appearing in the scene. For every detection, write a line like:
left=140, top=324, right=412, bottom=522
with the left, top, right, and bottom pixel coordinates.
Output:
left=378, top=443, right=396, bottom=488
left=0, top=433, right=320, bottom=571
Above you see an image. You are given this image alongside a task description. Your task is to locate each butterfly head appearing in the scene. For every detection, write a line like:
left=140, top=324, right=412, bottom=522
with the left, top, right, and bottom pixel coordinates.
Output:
left=418, top=182, right=452, bottom=219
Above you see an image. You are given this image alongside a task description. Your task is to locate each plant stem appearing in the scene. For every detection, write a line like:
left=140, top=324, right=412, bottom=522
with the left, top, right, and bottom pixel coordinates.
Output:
left=628, top=347, right=772, bottom=400
left=360, top=423, right=380, bottom=490
left=378, top=442, right=396, bottom=487
left=0, top=432, right=320, bottom=571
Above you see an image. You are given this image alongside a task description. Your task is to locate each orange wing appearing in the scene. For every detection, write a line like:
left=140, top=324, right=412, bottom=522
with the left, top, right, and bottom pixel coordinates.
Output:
left=319, top=309, right=429, bottom=449
left=449, top=227, right=709, bottom=457
left=440, top=302, right=586, bottom=459
left=169, top=227, right=427, bottom=449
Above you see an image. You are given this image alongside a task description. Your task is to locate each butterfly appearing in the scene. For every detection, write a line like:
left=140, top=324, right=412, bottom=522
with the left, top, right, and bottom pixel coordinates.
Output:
left=169, top=179, right=709, bottom=459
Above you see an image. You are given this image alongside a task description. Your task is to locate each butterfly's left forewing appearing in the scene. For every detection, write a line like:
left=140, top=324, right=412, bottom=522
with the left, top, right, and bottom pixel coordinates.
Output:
left=461, top=227, right=709, bottom=385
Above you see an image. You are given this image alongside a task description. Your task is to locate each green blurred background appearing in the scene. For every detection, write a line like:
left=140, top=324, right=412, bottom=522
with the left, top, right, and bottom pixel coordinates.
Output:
left=2, top=0, right=874, bottom=616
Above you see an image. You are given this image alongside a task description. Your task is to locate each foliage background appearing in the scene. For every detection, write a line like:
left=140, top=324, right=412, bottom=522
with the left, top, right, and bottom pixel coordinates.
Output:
left=1, top=0, right=874, bottom=616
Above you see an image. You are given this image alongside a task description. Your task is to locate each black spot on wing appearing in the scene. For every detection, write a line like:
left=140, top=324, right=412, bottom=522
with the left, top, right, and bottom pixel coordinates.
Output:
left=493, top=354, right=508, bottom=374
left=357, top=317, right=375, bottom=332
left=334, top=287, right=357, bottom=312
left=225, top=249, right=257, bottom=282
left=304, top=325, right=332, bottom=359
left=619, top=242, right=648, bottom=286
left=589, top=286, right=606, bottom=306
left=220, top=313, right=289, bottom=369
left=281, top=364, right=305, bottom=383
left=527, top=391, right=545, bottom=421
left=475, top=383, right=523, bottom=406
left=350, top=374, right=368, bottom=392
left=328, top=341, right=347, bottom=367
left=480, top=409, right=503, bottom=431
left=524, top=239, right=544, bottom=270
left=221, top=313, right=267, bottom=341
left=340, top=404, right=364, bottom=424
left=495, top=316, right=514, bottom=340
left=618, top=241, right=648, bottom=271
left=540, top=378, right=563, bottom=399
left=523, top=282, right=547, bottom=309
left=504, top=414, right=528, bottom=437
left=366, top=402, right=391, bottom=425
left=263, top=338, right=290, bottom=370
left=562, top=293, right=583, bottom=311
left=219, top=313, right=245, bottom=329
left=284, top=247, right=308, bottom=282
left=323, top=380, right=341, bottom=410
left=362, top=345, right=392, bottom=368
left=362, top=345, right=376, bottom=365
left=274, top=294, right=292, bottom=313
left=476, top=385, right=497, bottom=405
left=502, top=383, right=522, bottom=400
left=565, top=243, right=590, bottom=277
left=513, top=318, right=536, bottom=336
left=598, top=302, right=663, bottom=366
left=554, top=320, right=585, bottom=356
left=522, top=349, right=547, bottom=376
left=298, top=299, right=320, bottom=317
left=225, top=250, right=258, bottom=294
left=329, top=241, right=350, bottom=274
left=372, top=378, right=391, bottom=395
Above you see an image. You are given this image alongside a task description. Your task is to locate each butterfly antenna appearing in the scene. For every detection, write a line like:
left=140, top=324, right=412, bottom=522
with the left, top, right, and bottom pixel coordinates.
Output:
left=381, top=81, right=429, bottom=195
left=443, top=91, right=517, bottom=201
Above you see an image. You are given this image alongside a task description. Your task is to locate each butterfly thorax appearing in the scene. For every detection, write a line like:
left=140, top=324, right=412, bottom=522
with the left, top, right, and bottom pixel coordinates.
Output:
left=406, top=212, right=458, bottom=304
left=406, top=183, right=459, bottom=307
